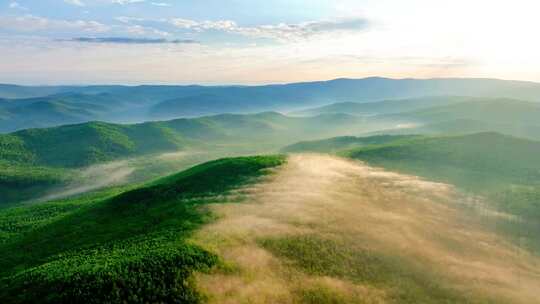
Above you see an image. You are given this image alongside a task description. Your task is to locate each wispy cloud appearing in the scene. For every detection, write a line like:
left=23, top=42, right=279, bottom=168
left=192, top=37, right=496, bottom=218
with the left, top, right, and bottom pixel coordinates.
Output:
left=169, top=19, right=237, bottom=31
left=115, top=16, right=145, bottom=24
left=0, top=15, right=109, bottom=33
left=8, top=2, right=28, bottom=10
left=64, top=0, right=85, bottom=6
left=169, top=17, right=370, bottom=42
left=125, top=25, right=170, bottom=37
left=69, top=37, right=198, bottom=44
left=111, top=0, right=145, bottom=4
left=151, top=2, right=171, bottom=7
left=113, top=16, right=369, bottom=43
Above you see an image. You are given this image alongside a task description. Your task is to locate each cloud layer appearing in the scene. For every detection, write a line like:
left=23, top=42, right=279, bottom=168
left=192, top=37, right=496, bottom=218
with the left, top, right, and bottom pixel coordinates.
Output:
left=0, top=15, right=109, bottom=33
left=169, top=17, right=370, bottom=42
left=70, top=37, right=197, bottom=44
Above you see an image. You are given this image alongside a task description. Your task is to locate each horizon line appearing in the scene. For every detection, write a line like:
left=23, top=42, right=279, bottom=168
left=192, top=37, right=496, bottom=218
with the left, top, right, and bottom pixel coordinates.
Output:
left=2, top=76, right=540, bottom=88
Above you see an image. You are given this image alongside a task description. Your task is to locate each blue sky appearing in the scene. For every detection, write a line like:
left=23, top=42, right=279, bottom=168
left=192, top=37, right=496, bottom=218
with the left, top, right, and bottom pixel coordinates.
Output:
left=0, top=0, right=367, bottom=44
left=1, top=0, right=539, bottom=84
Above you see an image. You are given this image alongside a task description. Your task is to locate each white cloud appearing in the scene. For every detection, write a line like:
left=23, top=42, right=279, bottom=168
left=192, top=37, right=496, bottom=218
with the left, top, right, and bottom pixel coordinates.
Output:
left=0, top=15, right=110, bottom=33
left=111, top=0, right=145, bottom=4
left=168, top=18, right=369, bottom=42
left=151, top=2, right=171, bottom=7
left=114, top=16, right=145, bottom=23
left=169, top=19, right=237, bottom=31
left=64, top=0, right=85, bottom=6
left=117, top=16, right=368, bottom=42
left=125, top=25, right=170, bottom=37
left=235, top=19, right=369, bottom=42
left=9, top=2, right=28, bottom=10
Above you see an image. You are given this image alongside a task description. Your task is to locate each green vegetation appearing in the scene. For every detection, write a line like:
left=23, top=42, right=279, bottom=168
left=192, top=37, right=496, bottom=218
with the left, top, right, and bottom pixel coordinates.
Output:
left=0, top=94, right=124, bottom=132
left=376, top=99, right=540, bottom=140
left=0, top=162, right=71, bottom=206
left=344, top=133, right=540, bottom=195
left=342, top=132, right=540, bottom=252
left=294, top=96, right=474, bottom=116
left=261, top=234, right=499, bottom=303
left=281, top=134, right=419, bottom=154
left=0, top=111, right=366, bottom=205
left=0, top=155, right=284, bottom=303
left=398, top=99, right=540, bottom=125
left=0, top=112, right=364, bottom=169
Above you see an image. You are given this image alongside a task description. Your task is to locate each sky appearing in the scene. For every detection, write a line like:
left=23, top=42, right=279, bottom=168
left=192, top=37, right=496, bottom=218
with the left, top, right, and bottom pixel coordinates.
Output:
left=0, top=0, right=539, bottom=85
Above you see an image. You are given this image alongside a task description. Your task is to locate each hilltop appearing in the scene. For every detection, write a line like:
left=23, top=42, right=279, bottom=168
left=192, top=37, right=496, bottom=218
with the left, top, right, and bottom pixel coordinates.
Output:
left=0, top=111, right=366, bottom=206
left=0, top=155, right=285, bottom=304
left=0, top=111, right=364, bottom=168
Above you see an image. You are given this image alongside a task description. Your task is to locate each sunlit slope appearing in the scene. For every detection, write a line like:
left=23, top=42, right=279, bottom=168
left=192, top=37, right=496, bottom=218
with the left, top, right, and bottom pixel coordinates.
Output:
left=0, top=156, right=285, bottom=304
left=194, top=154, right=540, bottom=304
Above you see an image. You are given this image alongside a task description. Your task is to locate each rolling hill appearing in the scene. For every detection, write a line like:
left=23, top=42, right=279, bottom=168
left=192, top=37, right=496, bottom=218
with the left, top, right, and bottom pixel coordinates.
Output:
left=1, top=153, right=539, bottom=303
left=0, top=111, right=369, bottom=206
left=2, top=77, right=540, bottom=131
left=0, top=112, right=367, bottom=169
left=393, top=98, right=540, bottom=125
left=0, top=155, right=285, bottom=304
left=0, top=93, right=152, bottom=132
left=345, top=132, right=540, bottom=190
left=363, top=99, right=540, bottom=140
left=285, top=132, right=540, bottom=253
left=293, top=96, right=477, bottom=116
left=281, top=134, right=419, bottom=153
left=284, top=132, right=540, bottom=219
left=344, top=133, right=540, bottom=248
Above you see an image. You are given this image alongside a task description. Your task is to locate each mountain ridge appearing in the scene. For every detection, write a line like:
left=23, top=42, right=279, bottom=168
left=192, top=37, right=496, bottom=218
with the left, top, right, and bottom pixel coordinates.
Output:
left=2, top=77, right=540, bottom=132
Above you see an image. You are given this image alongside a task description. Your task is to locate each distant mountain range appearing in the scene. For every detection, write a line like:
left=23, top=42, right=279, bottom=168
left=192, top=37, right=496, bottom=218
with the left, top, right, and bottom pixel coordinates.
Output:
left=292, top=96, right=479, bottom=116
left=298, top=96, right=540, bottom=141
left=2, top=94, right=538, bottom=205
left=2, top=77, right=540, bottom=132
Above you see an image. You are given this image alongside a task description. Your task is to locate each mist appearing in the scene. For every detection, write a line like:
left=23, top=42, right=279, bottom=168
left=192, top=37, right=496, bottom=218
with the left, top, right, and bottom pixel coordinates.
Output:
left=38, top=161, right=135, bottom=202
left=193, top=154, right=540, bottom=304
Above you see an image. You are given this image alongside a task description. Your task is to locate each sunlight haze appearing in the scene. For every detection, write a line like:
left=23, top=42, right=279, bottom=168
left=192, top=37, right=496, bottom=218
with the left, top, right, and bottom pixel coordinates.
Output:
left=1, top=0, right=539, bottom=84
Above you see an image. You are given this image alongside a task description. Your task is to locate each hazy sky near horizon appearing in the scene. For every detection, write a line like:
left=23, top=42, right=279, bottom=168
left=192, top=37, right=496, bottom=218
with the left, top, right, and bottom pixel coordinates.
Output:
left=0, top=0, right=539, bottom=85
